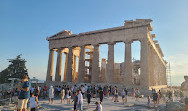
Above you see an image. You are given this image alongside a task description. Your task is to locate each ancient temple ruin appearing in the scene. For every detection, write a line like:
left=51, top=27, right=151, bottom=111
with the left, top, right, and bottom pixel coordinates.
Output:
left=46, top=19, right=167, bottom=89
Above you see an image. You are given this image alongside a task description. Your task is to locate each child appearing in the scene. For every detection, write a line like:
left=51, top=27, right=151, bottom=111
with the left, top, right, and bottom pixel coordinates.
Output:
left=95, top=101, right=102, bottom=111
left=30, top=93, right=37, bottom=111
left=86, top=91, right=92, bottom=109
left=147, top=95, right=150, bottom=107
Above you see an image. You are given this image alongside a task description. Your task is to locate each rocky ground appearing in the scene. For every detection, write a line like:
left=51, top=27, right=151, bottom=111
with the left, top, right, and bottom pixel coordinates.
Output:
left=0, top=96, right=184, bottom=111
left=0, top=96, right=185, bottom=111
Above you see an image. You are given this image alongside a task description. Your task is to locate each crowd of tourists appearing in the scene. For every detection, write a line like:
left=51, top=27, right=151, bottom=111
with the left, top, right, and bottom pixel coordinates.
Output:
left=2, top=73, right=184, bottom=111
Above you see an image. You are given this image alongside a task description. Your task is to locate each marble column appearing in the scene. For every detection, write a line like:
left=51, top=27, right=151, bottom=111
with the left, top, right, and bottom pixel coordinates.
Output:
left=78, top=46, right=86, bottom=82
left=91, top=44, right=100, bottom=83
left=124, top=41, right=133, bottom=85
left=140, top=39, right=150, bottom=88
left=72, top=55, right=77, bottom=82
left=55, top=48, right=63, bottom=82
left=66, top=47, right=73, bottom=82
left=149, top=45, right=154, bottom=86
left=46, top=49, right=54, bottom=81
left=106, top=43, right=115, bottom=84
left=63, top=53, right=68, bottom=82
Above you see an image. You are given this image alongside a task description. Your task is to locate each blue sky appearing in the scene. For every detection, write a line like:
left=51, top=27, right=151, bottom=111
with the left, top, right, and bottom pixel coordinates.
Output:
left=0, top=0, right=188, bottom=86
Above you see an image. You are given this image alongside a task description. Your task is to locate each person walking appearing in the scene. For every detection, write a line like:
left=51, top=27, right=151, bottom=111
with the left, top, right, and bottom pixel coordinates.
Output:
left=135, top=88, right=140, bottom=101
left=49, top=86, right=54, bottom=104
left=72, top=91, right=78, bottom=111
left=17, top=74, right=31, bottom=111
left=29, top=93, right=37, bottom=111
left=153, top=90, right=158, bottom=107
left=81, top=85, right=85, bottom=98
left=121, top=89, right=126, bottom=104
left=86, top=91, right=92, bottom=109
left=131, top=88, right=135, bottom=99
left=43, top=85, right=47, bottom=99
left=77, top=90, right=83, bottom=110
left=94, top=101, right=103, bottom=111
left=61, top=87, right=65, bottom=103
left=107, top=86, right=110, bottom=98
left=147, top=95, right=151, bottom=107
left=93, top=85, right=97, bottom=99
left=98, top=87, right=104, bottom=103
left=66, top=88, right=71, bottom=104
left=124, top=88, right=128, bottom=103
left=33, top=86, right=40, bottom=108
left=114, top=86, right=119, bottom=102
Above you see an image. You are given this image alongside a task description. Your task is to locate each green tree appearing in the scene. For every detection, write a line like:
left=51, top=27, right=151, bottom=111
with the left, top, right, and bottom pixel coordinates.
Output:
left=0, top=55, right=29, bottom=83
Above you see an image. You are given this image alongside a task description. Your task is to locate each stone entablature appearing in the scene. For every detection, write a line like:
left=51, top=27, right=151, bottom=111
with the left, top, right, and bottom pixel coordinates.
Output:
left=45, top=19, right=167, bottom=89
left=47, top=19, right=165, bottom=66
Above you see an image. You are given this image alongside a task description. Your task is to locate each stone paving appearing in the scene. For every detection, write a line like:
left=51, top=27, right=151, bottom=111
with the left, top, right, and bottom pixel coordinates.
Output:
left=0, top=96, right=168, bottom=111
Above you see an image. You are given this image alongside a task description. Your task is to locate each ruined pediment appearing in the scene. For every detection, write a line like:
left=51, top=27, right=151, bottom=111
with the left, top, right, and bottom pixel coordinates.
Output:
left=50, top=30, right=72, bottom=38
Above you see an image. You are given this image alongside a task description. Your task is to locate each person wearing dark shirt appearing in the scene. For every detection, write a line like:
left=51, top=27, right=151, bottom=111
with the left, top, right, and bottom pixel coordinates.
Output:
left=153, top=91, right=158, bottom=107
left=72, top=91, right=78, bottom=111
left=34, top=86, right=40, bottom=108
left=98, top=87, right=104, bottom=103
left=17, top=74, right=31, bottom=111
left=124, top=88, right=128, bottom=103
left=87, top=91, right=92, bottom=109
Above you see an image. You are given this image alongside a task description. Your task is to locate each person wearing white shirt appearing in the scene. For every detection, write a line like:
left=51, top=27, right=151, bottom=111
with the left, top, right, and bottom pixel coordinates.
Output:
left=30, top=93, right=37, bottom=111
left=81, top=85, right=85, bottom=98
left=95, top=101, right=102, bottom=111
left=77, top=90, right=83, bottom=110
left=49, top=86, right=54, bottom=104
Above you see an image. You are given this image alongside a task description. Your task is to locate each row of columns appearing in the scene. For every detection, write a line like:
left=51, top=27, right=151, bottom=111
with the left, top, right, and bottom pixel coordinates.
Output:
left=46, top=39, right=150, bottom=88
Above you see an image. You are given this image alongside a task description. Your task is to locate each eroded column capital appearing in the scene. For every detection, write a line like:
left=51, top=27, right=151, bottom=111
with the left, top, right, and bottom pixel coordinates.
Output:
left=49, top=49, right=55, bottom=51
left=139, top=38, right=149, bottom=42
left=92, top=44, right=100, bottom=47
left=107, top=42, right=116, bottom=45
left=124, top=40, right=133, bottom=44
left=57, top=48, right=64, bottom=53
left=79, top=45, right=86, bottom=48
left=139, top=38, right=152, bottom=46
